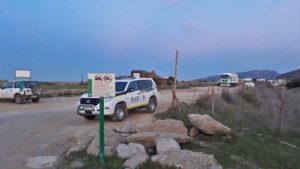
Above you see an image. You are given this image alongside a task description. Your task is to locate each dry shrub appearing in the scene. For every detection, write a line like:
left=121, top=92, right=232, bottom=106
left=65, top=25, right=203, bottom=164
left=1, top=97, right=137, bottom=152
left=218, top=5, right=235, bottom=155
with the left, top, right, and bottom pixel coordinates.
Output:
left=221, top=89, right=236, bottom=104
left=195, top=94, right=211, bottom=109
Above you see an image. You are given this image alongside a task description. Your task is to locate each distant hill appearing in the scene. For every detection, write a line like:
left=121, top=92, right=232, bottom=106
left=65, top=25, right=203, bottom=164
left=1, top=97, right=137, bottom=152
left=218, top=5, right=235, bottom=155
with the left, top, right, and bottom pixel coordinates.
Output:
left=278, top=69, right=300, bottom=80
left=197, top=70, right=279, bottom=81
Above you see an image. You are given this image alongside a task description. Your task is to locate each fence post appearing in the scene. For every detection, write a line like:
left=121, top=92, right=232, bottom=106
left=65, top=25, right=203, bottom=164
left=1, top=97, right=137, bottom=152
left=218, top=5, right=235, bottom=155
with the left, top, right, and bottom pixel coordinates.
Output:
left=280, top=86, right=285, bottom=131
left=211, top=84, right=215, bottom=115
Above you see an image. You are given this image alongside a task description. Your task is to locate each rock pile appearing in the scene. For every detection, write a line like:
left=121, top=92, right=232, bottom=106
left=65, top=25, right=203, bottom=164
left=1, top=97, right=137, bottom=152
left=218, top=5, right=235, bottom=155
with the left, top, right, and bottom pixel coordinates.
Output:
left=66, top=118, right=228, bottom=169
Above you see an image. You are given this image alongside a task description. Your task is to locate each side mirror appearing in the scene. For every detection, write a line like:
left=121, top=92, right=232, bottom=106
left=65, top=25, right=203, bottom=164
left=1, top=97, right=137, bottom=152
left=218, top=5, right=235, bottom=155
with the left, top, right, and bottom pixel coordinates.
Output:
left=127, top=88, right=135, bottom=93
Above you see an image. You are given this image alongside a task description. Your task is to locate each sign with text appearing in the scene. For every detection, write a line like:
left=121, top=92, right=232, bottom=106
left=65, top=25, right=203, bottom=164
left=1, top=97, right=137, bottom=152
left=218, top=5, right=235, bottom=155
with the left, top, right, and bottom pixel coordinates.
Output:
left=88, top=73, right=115, bottom=97
left=15, top=69, right=31, bottom=78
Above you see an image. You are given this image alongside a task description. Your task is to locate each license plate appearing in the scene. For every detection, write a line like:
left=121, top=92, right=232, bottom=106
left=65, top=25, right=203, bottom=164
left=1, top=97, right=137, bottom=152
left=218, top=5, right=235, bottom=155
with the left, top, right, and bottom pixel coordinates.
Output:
left=83, top=106, right=94, bottom=111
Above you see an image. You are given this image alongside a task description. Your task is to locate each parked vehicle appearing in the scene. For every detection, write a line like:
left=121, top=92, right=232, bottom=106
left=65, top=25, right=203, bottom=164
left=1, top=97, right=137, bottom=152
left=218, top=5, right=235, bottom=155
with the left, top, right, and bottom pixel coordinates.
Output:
left=0, top=80, right=41, bottom=104
left=77, top=78, right=159, bottom=121
left=219, top=73, right=239, bottom=87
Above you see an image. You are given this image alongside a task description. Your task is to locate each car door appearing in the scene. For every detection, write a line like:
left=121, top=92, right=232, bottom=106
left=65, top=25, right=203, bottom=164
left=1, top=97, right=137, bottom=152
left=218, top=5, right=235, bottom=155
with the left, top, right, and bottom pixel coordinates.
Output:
left=1, top=82, right=14, bottom=99
left=137, top=80, right=152, bottom=106
left=126, top=81, right=143, bottom=108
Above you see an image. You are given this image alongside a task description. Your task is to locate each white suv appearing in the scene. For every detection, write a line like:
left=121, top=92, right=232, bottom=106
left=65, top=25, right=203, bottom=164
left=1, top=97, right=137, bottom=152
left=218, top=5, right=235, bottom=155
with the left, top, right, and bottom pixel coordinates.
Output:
left=77, top=78, right=159, bottom=121
left=0, top=80, right=41, bottom=104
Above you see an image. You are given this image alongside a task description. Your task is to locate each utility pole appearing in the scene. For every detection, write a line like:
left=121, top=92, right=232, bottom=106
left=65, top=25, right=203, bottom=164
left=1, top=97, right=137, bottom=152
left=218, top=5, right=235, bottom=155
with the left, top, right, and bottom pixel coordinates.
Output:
left=172, top=50, right=181, bottom=111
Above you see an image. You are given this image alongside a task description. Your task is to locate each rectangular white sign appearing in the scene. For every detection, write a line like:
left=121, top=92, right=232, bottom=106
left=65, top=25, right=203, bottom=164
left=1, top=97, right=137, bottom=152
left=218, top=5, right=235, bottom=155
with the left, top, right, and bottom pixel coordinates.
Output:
left=15, top=70, right=31, bottom=78
left=88, top=73, right=115, bottom=97
left=133, top=73, right=140, bottom=78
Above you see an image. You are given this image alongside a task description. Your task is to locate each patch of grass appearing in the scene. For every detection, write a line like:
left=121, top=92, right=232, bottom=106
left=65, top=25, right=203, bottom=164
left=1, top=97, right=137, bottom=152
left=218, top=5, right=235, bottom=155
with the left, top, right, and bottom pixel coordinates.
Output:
left=58, top=151, right=179, bottom=169
left=57, top=151, right=125, bottom=169
left=137, top=160, right=179, bottom=169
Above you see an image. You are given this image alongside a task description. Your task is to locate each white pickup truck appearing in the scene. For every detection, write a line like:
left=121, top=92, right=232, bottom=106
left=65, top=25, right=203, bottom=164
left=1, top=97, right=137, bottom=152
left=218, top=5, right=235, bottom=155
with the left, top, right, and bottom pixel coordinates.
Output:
left=0, top=80, right=41, bottom=104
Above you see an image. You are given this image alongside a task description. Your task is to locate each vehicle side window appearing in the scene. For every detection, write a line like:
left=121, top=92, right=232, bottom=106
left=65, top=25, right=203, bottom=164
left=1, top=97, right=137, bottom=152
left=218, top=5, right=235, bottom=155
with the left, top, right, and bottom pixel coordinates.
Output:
left=137, top=80, right=146, bottom=90
left=3, top=82, right=14, bottom=89
left=25, top=81, right=38, bottom=88
left=127, top=81, right=138, bottom=91
left=14, top=82, right=24, bottom=88
left=146, top=80, right=153, bottom=89
left=137, top=80, right=153, bottom=91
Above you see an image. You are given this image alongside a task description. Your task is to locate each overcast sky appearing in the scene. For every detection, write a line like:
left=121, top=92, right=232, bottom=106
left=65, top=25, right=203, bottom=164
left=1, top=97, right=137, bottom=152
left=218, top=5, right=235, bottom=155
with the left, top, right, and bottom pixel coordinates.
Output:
left=0, top=0, right=300, bottom=81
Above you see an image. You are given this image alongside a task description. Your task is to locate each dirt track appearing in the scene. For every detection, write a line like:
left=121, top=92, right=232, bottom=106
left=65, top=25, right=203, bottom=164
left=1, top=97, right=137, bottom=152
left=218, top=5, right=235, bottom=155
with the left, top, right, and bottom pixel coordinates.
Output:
left=0, top=87, right=219, bottom=169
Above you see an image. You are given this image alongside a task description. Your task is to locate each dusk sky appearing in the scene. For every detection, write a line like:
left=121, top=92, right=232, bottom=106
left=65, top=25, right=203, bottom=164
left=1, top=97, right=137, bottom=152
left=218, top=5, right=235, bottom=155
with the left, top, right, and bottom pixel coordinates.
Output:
left=1, top=0, right=300, bottom=81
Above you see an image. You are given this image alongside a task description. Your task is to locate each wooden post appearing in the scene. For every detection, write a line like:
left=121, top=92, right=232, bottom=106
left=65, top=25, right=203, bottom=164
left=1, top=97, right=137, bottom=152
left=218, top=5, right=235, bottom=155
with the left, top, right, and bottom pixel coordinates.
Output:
left=211, top=84, right=215, bottom=115
left=280, top=86, right=285, bottom=131
left=172, top=50, right=181, bottom=111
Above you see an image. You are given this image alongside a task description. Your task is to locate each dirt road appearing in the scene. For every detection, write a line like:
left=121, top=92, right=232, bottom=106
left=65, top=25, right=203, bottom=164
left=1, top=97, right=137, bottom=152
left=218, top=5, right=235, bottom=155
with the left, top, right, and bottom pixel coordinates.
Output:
left=0, top=87, right=216, bottom=169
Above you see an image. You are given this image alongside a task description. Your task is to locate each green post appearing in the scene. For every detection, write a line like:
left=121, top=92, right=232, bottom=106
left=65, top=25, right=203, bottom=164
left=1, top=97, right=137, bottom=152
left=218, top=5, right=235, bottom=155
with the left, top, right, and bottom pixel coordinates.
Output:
left=88, top=79, right=92, bottom=97
left=99, top=97, right=105, bottom=164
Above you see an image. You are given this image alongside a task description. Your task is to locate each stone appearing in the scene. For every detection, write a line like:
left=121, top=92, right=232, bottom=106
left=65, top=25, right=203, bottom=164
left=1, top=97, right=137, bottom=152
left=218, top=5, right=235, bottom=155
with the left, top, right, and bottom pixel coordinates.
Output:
left=117, top=143, right=146, bottom=159
left=155, top=137, right=180, bottom=155
left=122, top=153, right=148, bottom=169
left=126, top=132, right=157, bottom=149
left=121, top=122, right=138, bottom=133
left=151, top=150, right=222, bottom=169
left=66, top=127, right=97, bottom=156
left=127, top=132, right=191, bottom=149
left=188, top=114, right=231, bottom=136
left=188, top=127, right=200, bottom=138
left=86, top=129, right=125, bottom=156
left=26, top=156, right=59, bottom=169
left=137, top=119, right=188, bottom=135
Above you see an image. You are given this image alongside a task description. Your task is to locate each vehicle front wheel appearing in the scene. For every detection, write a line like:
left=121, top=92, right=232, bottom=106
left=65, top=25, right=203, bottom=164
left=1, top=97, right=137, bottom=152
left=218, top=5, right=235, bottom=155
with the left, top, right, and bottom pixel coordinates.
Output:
left=32, top=97, right=40, bottom=103
left=112, top=103, right=127, bottom=122
left=14, top=94, right=24, bottom=104
left=146, top=97, right=157, bottom=113
left=84, top=115, right=96, bottom=120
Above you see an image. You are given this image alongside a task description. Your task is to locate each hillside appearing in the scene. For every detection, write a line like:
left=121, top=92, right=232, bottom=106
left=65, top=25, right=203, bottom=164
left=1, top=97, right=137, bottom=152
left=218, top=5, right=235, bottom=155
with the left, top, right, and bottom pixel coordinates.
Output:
left=278, top=69, right=300, bottom=80
left=197, top=70, right=279, bottom=81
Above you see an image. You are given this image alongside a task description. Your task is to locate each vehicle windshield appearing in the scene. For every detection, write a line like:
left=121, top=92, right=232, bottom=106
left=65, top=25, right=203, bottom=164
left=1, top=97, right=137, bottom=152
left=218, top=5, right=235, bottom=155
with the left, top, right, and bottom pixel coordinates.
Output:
left=220, top=75, right=230, bottom=79
left=116, top=82, right=127, bottom=92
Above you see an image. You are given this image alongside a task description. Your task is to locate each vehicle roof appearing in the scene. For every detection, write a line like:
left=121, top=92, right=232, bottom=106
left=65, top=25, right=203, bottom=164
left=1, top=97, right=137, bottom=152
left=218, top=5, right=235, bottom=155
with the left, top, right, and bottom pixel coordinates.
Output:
left=116, top=78, right=154, bottom=82
left=7, top=80, right=38, bottom=82
left=221, top=73, right=238, bottom=76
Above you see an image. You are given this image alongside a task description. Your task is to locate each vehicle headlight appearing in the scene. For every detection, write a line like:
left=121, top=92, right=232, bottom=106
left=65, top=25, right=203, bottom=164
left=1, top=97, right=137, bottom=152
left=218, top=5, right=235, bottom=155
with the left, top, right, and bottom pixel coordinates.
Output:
left=104, top=97, right=113, bottom=102
left=78, top=105, right=84, bottom=110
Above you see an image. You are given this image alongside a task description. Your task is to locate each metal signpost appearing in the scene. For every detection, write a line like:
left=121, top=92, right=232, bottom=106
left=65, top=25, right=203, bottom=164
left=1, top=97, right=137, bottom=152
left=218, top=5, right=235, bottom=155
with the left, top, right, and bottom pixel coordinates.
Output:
left=87, top=73, right=115, bottom=164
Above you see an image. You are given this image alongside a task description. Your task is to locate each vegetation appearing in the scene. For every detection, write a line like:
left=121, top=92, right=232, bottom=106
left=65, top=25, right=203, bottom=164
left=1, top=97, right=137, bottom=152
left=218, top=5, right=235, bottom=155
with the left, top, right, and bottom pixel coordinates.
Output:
left=58, top=151, right=177, bottom=169
left=286, top=79, right=300, bottom=89
left=155, top=86, right=300, bottom=169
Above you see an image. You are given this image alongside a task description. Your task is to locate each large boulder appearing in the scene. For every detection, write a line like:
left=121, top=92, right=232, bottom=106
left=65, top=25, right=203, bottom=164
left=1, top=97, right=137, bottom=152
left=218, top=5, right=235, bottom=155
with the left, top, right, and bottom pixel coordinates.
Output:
left=86, top=129, right=125, bottom=156
left=137, top=119, right=188, bottom=135
left=151, top=150, right=222, bottom=169
left=117, top=143, right=146, bottom=159
left=188, top=114, right=231, bottom=136
left=155, top=137, right=180, bottom=155
left=122, top=153, right=148, bottom=169
left=127, top=132, right=191, bottom=149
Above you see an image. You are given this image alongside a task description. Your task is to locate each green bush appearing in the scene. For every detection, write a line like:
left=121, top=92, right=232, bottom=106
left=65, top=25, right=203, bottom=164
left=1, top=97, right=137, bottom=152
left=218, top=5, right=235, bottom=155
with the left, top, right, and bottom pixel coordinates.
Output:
left=286, top=79, right=300, bottom=89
